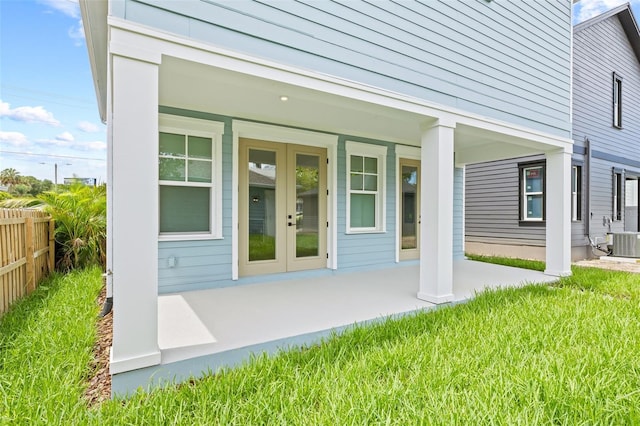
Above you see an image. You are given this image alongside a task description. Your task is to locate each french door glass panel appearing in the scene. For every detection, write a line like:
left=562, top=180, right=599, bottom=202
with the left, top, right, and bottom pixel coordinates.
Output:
left=248, top=149, right=277, bottom=261
left=295, top=154, right=320, bottom=258
left=401, top=164, right=418, bottom=250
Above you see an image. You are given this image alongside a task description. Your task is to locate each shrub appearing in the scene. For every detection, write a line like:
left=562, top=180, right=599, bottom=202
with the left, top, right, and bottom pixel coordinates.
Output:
left=39, top=185, right=107, bottom=270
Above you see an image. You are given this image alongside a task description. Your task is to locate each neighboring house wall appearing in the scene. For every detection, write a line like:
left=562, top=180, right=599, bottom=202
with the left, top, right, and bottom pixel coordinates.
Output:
left=465, top=154, right=587, bottom=259
left=465, top=6, right=640, bottom=261
left=573, top=10, right=640, bottom=238
left=453, top=167, right=465, bottom=259
left=113, top=0, right=571, bottom=139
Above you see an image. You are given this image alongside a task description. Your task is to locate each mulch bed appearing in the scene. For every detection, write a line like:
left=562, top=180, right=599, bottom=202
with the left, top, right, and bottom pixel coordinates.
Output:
left=84, top=285, right=112, bottom=406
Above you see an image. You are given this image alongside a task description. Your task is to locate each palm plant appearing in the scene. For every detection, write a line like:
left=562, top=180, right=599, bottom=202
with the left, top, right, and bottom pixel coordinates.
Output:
left=0, top=168, right=21, bottom=186
left=1, top=185, right=107, bottom=270
left=40, top=185, right=106, bottom=270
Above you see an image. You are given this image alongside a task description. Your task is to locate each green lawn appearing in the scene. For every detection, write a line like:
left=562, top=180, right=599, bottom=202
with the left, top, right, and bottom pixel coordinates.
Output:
left=1, top=261, right=640, bottom=424
left=248, top=233, right=319, bottom=260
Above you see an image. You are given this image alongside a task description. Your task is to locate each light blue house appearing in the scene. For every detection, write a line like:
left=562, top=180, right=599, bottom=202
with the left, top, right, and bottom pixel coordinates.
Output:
left=80, top=0, right=574, bottom=394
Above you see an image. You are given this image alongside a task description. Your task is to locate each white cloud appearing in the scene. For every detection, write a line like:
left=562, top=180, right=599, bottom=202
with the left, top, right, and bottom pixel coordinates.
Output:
left=38, top=1, right=84, bottom=45
left=56, top=131, right=75, bottom=142
left=0, top=100, right=61, bottom=127
left=36, top=138, right=72, bottom=148
left=0, top=131, right=30, bottom=147
left=68, top=19, right=85, bottom=46
left=35, top=137, right=106, bottom=151
left=77, top=121, right=100, bottom=133
left=39, top=0, right=80, bottom=18
left=77, top=141, right=107, bottom=151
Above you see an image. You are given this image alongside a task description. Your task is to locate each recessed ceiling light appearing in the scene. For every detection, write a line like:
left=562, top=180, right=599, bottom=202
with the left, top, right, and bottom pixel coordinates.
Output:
left=280, top=95, right=289, bottom=102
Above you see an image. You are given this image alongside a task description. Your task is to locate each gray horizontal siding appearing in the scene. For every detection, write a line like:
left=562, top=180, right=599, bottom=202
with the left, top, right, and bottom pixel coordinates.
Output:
left=573, top=12, right=640, bottom=241
left=453, top=167, right=464, bottom=259
left=573, top=15, right=640, bottom=157
left=588, top=158, right=633, bottom=238
left=465, top=154, right=587, bottom=249
left=119, top=0, right=571, bottom=137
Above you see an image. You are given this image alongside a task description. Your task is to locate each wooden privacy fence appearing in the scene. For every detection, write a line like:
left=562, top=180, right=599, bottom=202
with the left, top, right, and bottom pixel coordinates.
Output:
left=0, top=209, right=55, bottom=316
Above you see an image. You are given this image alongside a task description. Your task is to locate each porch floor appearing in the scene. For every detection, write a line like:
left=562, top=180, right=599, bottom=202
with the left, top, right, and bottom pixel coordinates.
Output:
left=157, top=260, right=558, bottom=365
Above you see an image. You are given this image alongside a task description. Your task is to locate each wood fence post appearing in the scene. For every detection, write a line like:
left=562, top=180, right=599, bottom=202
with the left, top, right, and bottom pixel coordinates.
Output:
left=25, top=217, right=35, bottom=294
left=48, top=219, right=55, bottom=273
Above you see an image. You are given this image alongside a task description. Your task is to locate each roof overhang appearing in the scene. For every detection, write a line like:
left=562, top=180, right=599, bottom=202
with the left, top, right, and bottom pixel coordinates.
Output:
left=79, top=0, right=108, bottom=123
left=95, top=17, right=574, bottom=166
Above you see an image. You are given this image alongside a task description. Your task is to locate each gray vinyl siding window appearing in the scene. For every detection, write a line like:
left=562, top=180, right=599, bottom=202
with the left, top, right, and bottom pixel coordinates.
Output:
left=520, top=164, right=545, bottom=222
left=613, top=72, right=623, bottom=128
left=572, top=165, right=582, bottom=221
left=613, top=169, right=623, bottom=221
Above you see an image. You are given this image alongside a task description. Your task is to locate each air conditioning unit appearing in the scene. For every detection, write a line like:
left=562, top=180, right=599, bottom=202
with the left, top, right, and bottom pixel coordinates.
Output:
left=612, top=232, right=640, bottom=257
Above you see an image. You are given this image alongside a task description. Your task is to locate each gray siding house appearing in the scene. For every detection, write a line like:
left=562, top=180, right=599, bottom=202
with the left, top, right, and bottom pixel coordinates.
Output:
left=466, top=3, right=640, bottom=261
left=80, top=0, right=573, bottom=394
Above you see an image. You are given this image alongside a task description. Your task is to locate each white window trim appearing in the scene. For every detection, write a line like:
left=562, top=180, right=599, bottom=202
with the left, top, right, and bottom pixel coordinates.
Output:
left=158, top=113, right=224, bottom=241
left=522, top=165, right=544, bottom=221
left=613, top=73, right=623, bottom=128
left=613, top=170, right=623, bottom=221
left=346, top=141, right=387, bottom=233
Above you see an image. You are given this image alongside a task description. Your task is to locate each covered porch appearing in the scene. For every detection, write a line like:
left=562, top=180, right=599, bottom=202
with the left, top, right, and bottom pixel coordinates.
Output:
left=112, top=259, right=557, bottom=394
left=96, top=17, right=574, bottom=390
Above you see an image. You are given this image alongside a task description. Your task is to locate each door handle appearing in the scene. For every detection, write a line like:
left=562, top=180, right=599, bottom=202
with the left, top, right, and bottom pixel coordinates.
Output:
left=288, top=222, right=295, bottom=226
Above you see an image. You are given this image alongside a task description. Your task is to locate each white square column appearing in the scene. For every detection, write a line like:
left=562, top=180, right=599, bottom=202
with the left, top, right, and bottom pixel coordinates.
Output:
left=109, top=52, right=162, bottom=374
left=544, top=147, right=572, bottom=277
left=418, top=119, right=456, bottom=304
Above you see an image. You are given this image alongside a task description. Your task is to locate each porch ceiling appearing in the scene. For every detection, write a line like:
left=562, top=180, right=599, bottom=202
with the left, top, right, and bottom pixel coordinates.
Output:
left=159, top=56, right=561, bottom=163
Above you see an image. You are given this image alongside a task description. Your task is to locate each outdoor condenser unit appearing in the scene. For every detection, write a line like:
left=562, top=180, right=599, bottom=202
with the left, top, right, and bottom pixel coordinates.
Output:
left=612, top=232, right=640, bottom=257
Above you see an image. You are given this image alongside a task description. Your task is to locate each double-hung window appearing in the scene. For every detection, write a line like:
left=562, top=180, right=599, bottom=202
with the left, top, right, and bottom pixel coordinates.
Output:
left=520, top=164, right=545, bottom=221
left=613, top=72, right=623, bottom=128
left=346, top=141, right=387, bottom=232
left=158, top=114, right=224, bottom=240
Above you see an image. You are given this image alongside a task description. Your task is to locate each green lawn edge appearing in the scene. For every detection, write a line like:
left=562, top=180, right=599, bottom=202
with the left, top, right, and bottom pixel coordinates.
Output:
left=1, top=260, right=639, bottom=424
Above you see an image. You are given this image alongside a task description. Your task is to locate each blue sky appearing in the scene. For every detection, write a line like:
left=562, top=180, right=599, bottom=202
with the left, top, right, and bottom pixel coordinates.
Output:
left=1, top=0, right=106, bottom=184
left=1, top=0, right=639, bottom=184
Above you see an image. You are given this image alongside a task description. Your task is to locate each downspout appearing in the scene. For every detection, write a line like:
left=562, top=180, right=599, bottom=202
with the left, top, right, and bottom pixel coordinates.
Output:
left=585, top=137, right=591, bottom=237
left=99, top=270, right=113, bottom=317
left=100, top=46, right=114, bottom=319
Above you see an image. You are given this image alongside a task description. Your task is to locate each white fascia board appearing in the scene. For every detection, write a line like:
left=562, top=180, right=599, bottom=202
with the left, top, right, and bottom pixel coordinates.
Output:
left=107, top=17, right=573, bottom=150
left=79, top=0, right=108, bottom=123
